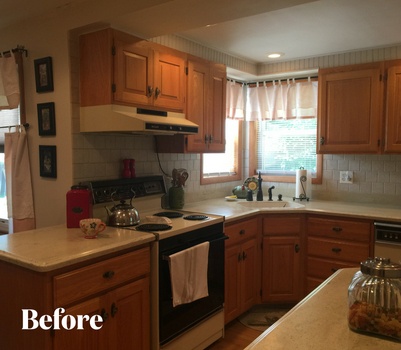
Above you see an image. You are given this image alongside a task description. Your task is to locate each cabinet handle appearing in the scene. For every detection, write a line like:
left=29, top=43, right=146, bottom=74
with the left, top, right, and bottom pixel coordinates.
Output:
left=331, top=247, right=342, bottom=253
left=155, top=87, right=161, bottom=98
left=111, top=302, right=118, bottom=317
left=204, top=134, right=208, bottom=144
left=101, top=308, right=109, bottom=322
left=242, top=251, right=247, bottom=260
left=332, top=226, right=342, bottom=233
left=295, top=244, right=300, bottom=253
left=103, top=270, right=115, bottom=279
left=238, top=253, right=242, bottom=262
left=320, top=136, right=325, bottom=145
left=147, top=86, right=153, bottom=97
left=209, top=134, right=213, bottom=143
left=239, top=229, right=245, bottom=235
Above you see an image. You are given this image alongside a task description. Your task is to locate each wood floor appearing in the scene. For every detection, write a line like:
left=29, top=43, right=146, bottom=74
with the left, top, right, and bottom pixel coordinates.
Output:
left=206, top=320, right=263, bottom=350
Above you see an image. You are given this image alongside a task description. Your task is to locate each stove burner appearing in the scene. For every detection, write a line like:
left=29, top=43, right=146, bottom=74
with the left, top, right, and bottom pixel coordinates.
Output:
left=183, top=215, right=209, bottom=221
left=136, top=224, right=172, bottom=232
left=154, top=211, right=184, bottom=219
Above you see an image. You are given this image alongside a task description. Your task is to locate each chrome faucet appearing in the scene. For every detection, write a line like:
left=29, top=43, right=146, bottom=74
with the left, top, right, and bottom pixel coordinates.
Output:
left=268, top=186, right=275, bottom=201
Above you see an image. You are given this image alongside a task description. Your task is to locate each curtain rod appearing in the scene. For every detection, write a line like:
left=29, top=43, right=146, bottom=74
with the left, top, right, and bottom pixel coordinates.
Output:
left=0, top=123, right=29, bottom=130
left=1, top=45, right=28, bottom=58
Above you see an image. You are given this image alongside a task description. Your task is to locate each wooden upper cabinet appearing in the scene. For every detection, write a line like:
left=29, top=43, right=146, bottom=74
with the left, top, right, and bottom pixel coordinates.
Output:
left=80, top=28, right=186, bottom=112
left=317, top=63, right=383, bottom=154
left=186, top=56, right=226, bottom=153
left=384, top=62, right=401, bottom=152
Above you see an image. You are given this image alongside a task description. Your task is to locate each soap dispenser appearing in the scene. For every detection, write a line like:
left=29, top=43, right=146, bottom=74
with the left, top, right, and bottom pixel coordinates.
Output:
left=256, top=172, right=263, bottom=201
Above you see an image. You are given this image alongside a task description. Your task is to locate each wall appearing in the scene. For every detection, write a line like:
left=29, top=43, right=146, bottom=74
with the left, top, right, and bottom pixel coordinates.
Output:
left=3, top=6, right=401, bottom=229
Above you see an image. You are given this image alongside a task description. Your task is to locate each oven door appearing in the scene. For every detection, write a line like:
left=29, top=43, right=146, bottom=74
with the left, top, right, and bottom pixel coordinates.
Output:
left=158, top=230, right=226, bottom=346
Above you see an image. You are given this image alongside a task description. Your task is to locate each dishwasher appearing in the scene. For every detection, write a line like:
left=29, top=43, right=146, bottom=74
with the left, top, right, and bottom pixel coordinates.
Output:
left=374, top=222, right=401, bottom=264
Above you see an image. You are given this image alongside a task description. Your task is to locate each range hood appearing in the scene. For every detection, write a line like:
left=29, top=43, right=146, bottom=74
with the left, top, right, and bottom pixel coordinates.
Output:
left=80, top=104, right=199, bottom=135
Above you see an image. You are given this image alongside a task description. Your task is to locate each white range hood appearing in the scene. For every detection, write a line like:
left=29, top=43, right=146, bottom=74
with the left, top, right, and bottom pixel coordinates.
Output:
left=80, top=104, right=199, bottom=135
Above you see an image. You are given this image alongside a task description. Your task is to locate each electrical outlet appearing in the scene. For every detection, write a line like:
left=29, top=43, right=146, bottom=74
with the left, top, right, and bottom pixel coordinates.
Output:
left=340, top=171, right=353, bottom=184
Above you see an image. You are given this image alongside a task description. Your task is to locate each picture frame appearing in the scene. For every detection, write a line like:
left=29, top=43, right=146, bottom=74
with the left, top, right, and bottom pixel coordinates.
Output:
left=34, top=56, right=54, bottom=93
left=39, top=145, right=57, bottom=178
left=37, top=102, right=56, bottom=136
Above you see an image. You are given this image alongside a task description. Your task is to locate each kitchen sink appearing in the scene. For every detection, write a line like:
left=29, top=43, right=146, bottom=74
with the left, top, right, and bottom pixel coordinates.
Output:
left=237, top=201, right=305, bottom=209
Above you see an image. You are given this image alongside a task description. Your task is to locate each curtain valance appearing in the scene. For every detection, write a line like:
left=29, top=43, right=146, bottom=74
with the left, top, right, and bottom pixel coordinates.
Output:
left=226, top=77, right=318, bottom=121
left=0, top=53, right=19, bottom=110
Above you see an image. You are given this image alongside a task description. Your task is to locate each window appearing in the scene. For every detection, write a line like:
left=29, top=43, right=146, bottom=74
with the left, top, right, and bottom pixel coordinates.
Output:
left=201, top=118, right=242, bottom=184
left=248, top=78, right=322, bottom=184
left=257, top=118, right=317, bottom=175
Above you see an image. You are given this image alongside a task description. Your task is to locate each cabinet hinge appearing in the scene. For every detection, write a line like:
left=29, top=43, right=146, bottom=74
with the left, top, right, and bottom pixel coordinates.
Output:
left=380, top=73, right=387, bottom=82
left=378, top=139, right=381, bottom=147
left=111, top=45, right=116, bottom=56
left=185, top=66, right=188, bottom=75
left=260, top=289, right=262, bottom=297
left=112, top=83, right=116, bottom=93
left=185, top=136, right=188, bottom=145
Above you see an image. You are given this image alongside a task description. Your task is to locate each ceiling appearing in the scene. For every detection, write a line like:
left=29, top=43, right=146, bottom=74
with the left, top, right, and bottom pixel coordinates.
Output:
left=2, top=0, right=401, bottom=74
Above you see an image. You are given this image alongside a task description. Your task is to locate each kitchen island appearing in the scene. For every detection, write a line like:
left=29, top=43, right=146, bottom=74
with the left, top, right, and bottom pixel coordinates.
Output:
left=245, top=268, right=400, bottom=350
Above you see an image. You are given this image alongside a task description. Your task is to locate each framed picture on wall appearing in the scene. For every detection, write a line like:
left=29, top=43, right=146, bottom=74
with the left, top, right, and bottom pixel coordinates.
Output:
left=37, top=102, right=56, bottom=136
left=34, top=56, right=54, bottom=93
left=39, top=145, right=57, bottom=178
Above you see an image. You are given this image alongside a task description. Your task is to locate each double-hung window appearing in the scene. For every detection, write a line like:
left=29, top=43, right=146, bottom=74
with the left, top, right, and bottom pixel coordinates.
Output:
left=248, top=78, right=322, bottom=184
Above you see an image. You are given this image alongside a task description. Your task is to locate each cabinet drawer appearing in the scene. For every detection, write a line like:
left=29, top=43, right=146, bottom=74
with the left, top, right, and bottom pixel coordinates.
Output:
left=263, top=215, right=302, bottom=236
left=225, top=218, right=258, bottom=247
left=308, top=216, right=371, bottom=242
left=307, top=237, right=369, bottom=263
left=307, top=256, right=358, bottom=280
left=54, top=247, right=150, bottom=306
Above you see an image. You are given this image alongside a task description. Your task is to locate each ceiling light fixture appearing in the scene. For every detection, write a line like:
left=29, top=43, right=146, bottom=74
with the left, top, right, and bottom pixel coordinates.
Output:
left=267, top=52, right=283, bottom=58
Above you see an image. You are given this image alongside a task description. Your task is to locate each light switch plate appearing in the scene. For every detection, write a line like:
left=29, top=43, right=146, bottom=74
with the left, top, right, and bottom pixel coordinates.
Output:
left=340, top=171, right=353, bottom=184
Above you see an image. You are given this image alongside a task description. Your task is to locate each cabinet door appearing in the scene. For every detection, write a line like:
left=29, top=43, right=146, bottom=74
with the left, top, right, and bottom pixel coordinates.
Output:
left=224, top=244, right=242, bottom=324
left=108, top=278, right=150, bottom=350
left=385, top=65, right=401, bottom=152
left=317, top=64, right=383, bottom=153
left=262, top=236, right=301, bottom=303
left=54, top=297, right=107, bottom=350
left=186, top=58, right=209, bottom=152
left=207, top=63, right=226, bottom=153
left=240, top=238, right=259, bottom=311
left=153, top=50, right=186, bottom=111
left=114, top=31, right=154, bottom=106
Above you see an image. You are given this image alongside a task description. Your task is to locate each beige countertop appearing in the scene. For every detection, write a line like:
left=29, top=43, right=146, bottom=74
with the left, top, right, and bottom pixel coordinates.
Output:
left=244, top=268, right=400, bottom=350
left=1, top=197, right=401, bottom=272
left=185, top=196, right=401, bottom=223
left=0, top=224, right=155, bottom=272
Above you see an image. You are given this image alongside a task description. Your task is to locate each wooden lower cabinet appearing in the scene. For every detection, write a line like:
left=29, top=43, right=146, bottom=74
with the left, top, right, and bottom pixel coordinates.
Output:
left=224, top=218, right=260, bottom=324
left=306, top=215, right=373, bottom=293
left=261, top=215, right=304, bottom=303
left=0, top=246, right=150, bottom=350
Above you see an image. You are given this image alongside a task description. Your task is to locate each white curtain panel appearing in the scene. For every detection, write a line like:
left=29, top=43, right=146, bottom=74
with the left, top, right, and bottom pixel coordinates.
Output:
left=0, top=54, right=20, bottom=109
left=244, top=79, right=317, bottom=121
left=5, top=127, right=35, bottom=233
left=226, top=80, right=245, bottom=119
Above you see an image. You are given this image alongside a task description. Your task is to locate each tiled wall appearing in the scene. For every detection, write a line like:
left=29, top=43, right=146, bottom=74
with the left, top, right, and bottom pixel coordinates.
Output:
left=70, top=28, right=401, bottom=205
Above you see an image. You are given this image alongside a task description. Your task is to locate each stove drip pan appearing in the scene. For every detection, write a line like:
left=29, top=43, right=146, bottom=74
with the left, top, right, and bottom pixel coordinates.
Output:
left=154, top=211, right=184, bottom=219
left=136, top=224, right=172, bottom=232
left=183, top=215, right=209, bottom=221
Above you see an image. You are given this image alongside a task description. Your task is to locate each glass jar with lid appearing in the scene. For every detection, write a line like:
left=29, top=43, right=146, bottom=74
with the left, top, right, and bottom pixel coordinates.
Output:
left=348, top=257, right=401, bottom=341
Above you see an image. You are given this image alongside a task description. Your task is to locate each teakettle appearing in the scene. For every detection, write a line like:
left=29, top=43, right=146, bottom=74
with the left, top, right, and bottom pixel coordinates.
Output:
left=105, top=192, right=140, bottom=226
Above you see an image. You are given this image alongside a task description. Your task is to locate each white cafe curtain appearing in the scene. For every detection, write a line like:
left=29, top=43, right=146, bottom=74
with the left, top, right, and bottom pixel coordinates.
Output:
left=226, top=80, right=245, bottom=119
left=0, top=53, right=20, bottom=110
left=245, top=79, right=318, bottom=121
left=5, top=127, right=35, bottom=233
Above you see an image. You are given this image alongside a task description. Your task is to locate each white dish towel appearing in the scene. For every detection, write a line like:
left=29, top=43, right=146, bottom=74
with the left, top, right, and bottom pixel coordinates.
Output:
left=168, top=242, right=210, bottom=307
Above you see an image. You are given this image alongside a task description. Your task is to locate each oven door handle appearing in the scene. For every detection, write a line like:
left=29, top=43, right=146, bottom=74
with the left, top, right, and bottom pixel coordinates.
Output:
left=161, top=235, right=228, bottom=261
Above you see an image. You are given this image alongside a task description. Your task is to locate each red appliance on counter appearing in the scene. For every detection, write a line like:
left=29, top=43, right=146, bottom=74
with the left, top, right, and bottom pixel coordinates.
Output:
left=66, top=185, right=93, bottom=228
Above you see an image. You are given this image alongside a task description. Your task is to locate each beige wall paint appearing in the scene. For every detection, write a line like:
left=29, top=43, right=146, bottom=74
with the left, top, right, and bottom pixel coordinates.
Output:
left=2, top=4, right=401, bottom=229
